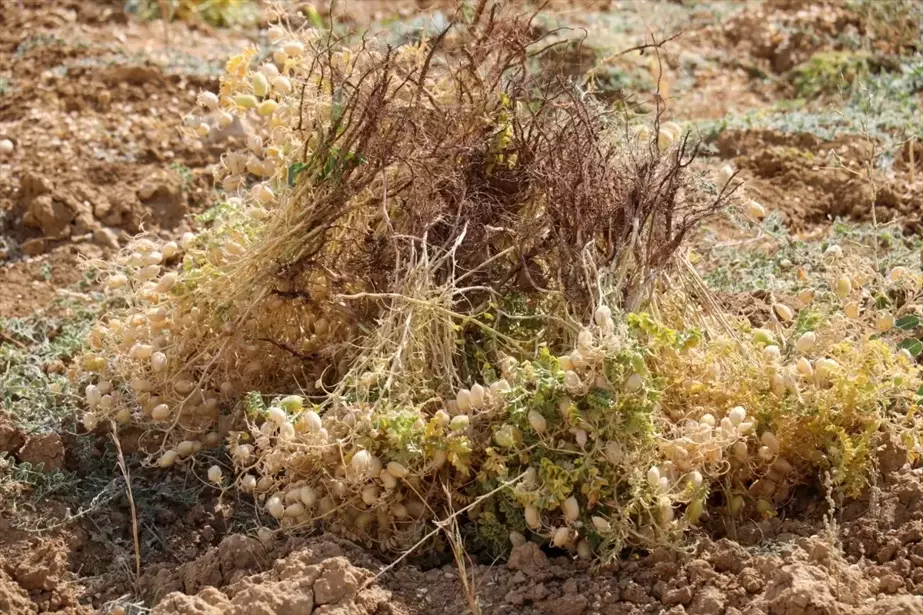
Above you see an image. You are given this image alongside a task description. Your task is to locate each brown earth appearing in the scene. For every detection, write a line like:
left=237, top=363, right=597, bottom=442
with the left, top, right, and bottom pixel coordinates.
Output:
left=0, top=0, right=251, bottom=318
left=711, top=129, right=923, bottom=230
left=134, top=468, right=923, bottom=615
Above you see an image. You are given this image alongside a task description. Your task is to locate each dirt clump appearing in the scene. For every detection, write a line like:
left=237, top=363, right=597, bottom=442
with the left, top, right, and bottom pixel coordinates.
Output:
left=507, top=542, right=550, bottom=577
left=0, top=413, right=26, bottom=455
left=150, top=536, right=393, bottom=615
left=369, top=487, right=923, bottom=615
left=862, top=595, right=923, bottom=615
left=0, top=0, right=250, bottom=319
left=711, top=129, right=921, bottom=228
left=0, top=568, right=35, bottom=615
left=17, top=433, right=65, bottom=472
left=759, top=560, right=851, bottom=614
left=0, top=536, right=89, bottom=615
left=142, top=533, right=269, bottom=601
left=704, top=1, right=862, bottom=74
left=0, top=0, right=249, bottom=283
left=0, top=244, right=96, bottom=318
left=136, top=169, right=188, bottom=230
left=12, top=165, right=192, bottom=250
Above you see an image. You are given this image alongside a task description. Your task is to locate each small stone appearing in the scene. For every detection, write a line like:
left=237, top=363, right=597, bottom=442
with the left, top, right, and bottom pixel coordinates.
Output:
left=663, top=585, right=694, bottom=606
left=313, top=559, right=358, bottom=605
left=739, top=567, right=764, bottom=593
left=689, top=586, right=725, bottom=614
left=874, top=538, right=900, bottom=564
left=878, top=572, right=904, bottom=594
left=525, top=583, right=549, bottom=602
left=21, top=238, right=46, bottom=256
left=508, top=542, right=549, bottom=577
left=505, top=590, right=524, bottom=606
left=24, top=193, right=75, bottom=238
left=621, top=581, right=649, bottom=604
left=93, top=227, right=120, bottom=250
left=710, top=539, right=746, bottom=574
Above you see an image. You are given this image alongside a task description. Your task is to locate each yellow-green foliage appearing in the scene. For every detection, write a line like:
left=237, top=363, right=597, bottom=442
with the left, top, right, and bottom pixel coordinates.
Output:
left=226, top=308, right=712, bottom=558
left=654, top=311, right=920, bottom=499
left=790, top=51, right=873, bottom=99
left=135, top=0, right=259, bottom=27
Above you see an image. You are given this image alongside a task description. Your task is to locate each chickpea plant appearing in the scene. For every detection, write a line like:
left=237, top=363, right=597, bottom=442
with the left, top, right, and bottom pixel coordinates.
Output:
left=72, top=10, right=923, bottom=561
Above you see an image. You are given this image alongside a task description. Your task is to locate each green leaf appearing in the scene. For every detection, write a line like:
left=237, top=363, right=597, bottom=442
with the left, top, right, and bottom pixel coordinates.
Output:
left=896, top=315, right=921, bottom=330
left=794, top=309, right=822, bottom=335
left=195, top=201, right=231, bottom=225
left=303, top=5, right=325, bottom=30
left=244, top=391, right=266, bottom=418
left=898, top=338, right=923, bottom=356
left=288, top=162, right=308, bottom=186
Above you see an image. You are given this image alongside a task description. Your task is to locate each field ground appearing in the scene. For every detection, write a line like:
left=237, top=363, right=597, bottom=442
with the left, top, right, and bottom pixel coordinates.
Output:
left=2, top=1, right=923, bottom=614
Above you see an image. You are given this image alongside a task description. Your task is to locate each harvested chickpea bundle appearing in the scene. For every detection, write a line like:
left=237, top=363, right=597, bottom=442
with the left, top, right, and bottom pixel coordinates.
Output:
left=75, top=9, right=733, bottom=464
left=70, top=9, right=923, bottom=563
left=78, top=236, right=923, bottom=560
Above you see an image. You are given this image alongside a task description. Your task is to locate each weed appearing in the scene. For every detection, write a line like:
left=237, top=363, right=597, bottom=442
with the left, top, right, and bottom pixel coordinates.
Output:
left=0, top=296, right=107, bottom=433
left=0, top=453, right=71, bottom=501
left=699, top=218, right=923, bottom=296
left=789, top=51, right=874, bottom=99
left=127, top=0, right=260, bottom=28
left=14, top=34, right=65, bottom=57
left=168, top=162, right=194, bottom=189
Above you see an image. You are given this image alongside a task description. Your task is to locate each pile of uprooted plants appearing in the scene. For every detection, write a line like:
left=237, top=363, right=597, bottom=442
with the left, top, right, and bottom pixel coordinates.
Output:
left=73, top=3, right=923, bottom=563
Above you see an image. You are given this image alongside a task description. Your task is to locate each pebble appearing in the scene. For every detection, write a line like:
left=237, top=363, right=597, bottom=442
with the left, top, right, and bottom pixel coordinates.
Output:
left=93, top=227, right=120, bottom=249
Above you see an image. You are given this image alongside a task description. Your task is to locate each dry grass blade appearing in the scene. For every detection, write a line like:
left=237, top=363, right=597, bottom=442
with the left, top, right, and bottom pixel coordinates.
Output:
left=361, top=472, right=526, bottom=590
left=110, top=421, right=141, bottom=580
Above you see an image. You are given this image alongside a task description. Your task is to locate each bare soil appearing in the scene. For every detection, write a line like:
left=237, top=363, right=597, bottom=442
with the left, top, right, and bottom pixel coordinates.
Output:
left=0, top=0, right=249, bottom=317
left=129, top=468, right=923, bottom=615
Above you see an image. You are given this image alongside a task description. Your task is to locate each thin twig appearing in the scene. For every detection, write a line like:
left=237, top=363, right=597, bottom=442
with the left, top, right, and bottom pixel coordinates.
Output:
left=158, top=0, right=169, bottom=47
left=361, top=472, right=526, bottom=589
left=0, top=330, right=27, bottom=349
